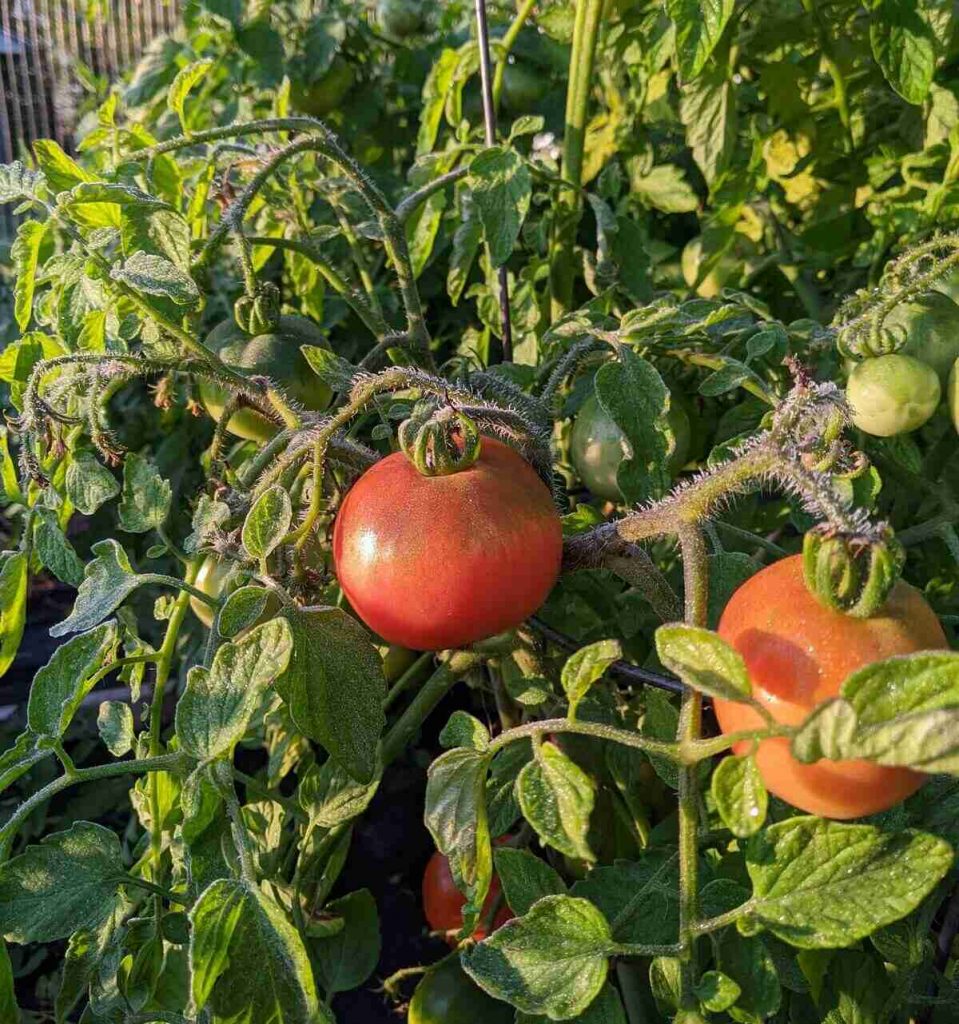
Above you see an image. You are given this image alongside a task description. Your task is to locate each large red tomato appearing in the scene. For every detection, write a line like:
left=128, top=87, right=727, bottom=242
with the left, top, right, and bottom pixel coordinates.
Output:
left=713, top=554, right=948, bottom=819
left=332, top=437, right=562, bottom=651
left=422, top=851, right=512, bottom=942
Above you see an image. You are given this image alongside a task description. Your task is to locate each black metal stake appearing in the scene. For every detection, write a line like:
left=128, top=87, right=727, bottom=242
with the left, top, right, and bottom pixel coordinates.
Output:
left=474, top=0, right=513, bottom=363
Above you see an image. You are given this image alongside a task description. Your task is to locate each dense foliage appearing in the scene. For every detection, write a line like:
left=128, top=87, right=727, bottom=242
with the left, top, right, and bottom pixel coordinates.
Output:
left=1, top=1, right=959, bottom=1023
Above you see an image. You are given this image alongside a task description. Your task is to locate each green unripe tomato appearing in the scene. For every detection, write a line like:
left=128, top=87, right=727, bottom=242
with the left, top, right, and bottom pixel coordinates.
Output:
left=190, top=556, right=234, bottom=628
left=948, top=357, right=959, bottom=435
left=378, top=0, right=425, bottom=38
left=570, top=395, right=691, bottom=502
left=198, top=315, right=332, bottom=443
left=846, top=354, right=941, bottom=437
left=501, top=64, right=548, bottom=113
left=289, top=57, right=355, bottom=117
left=408, top=957, right=513, bottom=1024
left=931, top=266, right=959, bottom=306
left=882, top=291, right=959, bottom=385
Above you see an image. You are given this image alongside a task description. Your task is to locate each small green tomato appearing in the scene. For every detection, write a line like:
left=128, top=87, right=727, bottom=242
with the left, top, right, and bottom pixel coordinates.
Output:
left=846, top=354, right=941, bottom=437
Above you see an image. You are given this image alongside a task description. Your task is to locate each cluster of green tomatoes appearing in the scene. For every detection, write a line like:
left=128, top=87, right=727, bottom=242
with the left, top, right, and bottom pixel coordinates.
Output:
left=845, top=276, right=959, bottom=438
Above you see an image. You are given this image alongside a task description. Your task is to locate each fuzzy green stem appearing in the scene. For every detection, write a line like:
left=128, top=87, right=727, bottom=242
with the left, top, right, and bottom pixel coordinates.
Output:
left=491, top=0, right=538, bottom=110
left=676, top=524, right=708, bottom=1008
left=381, top=652, right=481, bottom=765
left=123, top=875, right=193, bottom=907
left=0, top=752, right=191, bottom=855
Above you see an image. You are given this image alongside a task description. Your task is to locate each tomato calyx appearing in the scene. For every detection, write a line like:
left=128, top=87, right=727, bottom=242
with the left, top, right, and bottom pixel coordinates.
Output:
left=233, top=282, right=281, bottom=336
left=802, top=524, right=905, bottom=618
left=398, top=403, right=482, bottom=477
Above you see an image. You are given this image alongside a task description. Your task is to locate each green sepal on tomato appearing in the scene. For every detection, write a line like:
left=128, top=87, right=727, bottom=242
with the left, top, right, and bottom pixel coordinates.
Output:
left=570, top=393, right=690, bottom=502
left=332, top=433, right=562, bottom=651
left=713, top=554, right=948, bottom=819
left=408, top=956, right=513, bottom=1024
left=198, top=315, right=333, bottom=442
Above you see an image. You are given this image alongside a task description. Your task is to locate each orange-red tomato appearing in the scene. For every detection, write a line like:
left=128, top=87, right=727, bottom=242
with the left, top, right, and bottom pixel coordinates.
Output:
left=332, top=437, right=562, bottom=651
left=713, top=554, right=948, bottom=819
left=422, top=851, right=512, bottom=942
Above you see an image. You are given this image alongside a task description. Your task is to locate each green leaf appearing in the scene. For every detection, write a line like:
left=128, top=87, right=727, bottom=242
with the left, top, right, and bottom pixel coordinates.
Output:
left=695, top=970, right=741, bottom=1013
left=0, top=552, right=27, bottom=679
left=176, top=619, right=293, bottom=761
left=56, top=920, right=115, bottom=1023
left=276, top=605, right=386, bottom=783
left=97, top=699, right=134, bottom=757
left=297, top=759, right=380, bottom=829
left=111, top=250, right=200, bottom=307
left=655, top=624, right=751, bottom=701
left=167, top=58, right=215, bottom=131
left=309, top=889, right=380, bottom=994
left=33, top=508, right=84, bottom=587
left=628, top=162, right=699, bottom=213
left=516, top=982, right=627, bottom=1024
left=494, top=847, right=567, bottom=916
left=0, top=822, right=123, bottom=942
left=870, top=0, right=936, bottom=105
left=190, top=878, right=319, bottom=1023
left=65, top=182, right=169, bottom=210
left=487, top=741, right=530, bottom=839
left=33, top=140, right=96, bottom=190
left=649, top=956, right=682, bottom=1014
left=561, top=639, right=621, bottom=713
left=0, top=429, right=20, bottom=503
left=462, top=895, right=612, bottom=1020
left=0, top=161, right=46, bottom=204
left=242, top=485, right=292, bottom=562
left=119, top=453, right=171, bottom=533
left=447, top=191, right=482, bottom=305
left=28, top=621, right=118, bottom=738
left=711, top=754, right=768, bottom=838
left=792, top=653, right=959, bottom=772
left=418, top=48, right=459, bottom=154
left=517, top=741, right=595, bottom=861
left=570, top=850, right=679, bottom=946
left=679, top=60, right=736, bottom=185
left=718, top=932, right=781, bottom=1022
left=218, top=586, right=271, bottom=638
left=0, top=941, right=18, bottom=1023
left=0, top=731, right=48, bottom=798
left=745, top=818, right=954, bottom=948
left=65, top=450, right=120, bottom=516
left=300, top=345, right=358, bottom=393
left=594, top=349, right=671, bottom=504
left=11, top=218, right=46, bottom=331
left=439, top=711, right=490, bottom=751
left=424, top=746, right=492, bottom=931
left=51, top=539, right=150, bottom=637
left=469, top=146, right=532, bottom=268
left=666, top=0, right=735, bottom=79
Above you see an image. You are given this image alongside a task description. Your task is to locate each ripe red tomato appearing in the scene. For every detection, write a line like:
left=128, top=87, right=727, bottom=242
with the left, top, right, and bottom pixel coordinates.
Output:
left=332, top=437, right=562, bottom=651
left=422, top=851, right=512, bottom=941
left=713, top=554, right=948, bottom=819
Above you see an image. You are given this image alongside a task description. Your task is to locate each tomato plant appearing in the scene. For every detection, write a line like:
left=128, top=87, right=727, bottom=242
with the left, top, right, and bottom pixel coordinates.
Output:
left=0, top=0, right=957, bottom=1022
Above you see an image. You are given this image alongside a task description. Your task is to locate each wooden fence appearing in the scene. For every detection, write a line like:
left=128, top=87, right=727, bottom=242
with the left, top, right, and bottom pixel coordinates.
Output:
left=0, top=0, right=178, bottom=238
